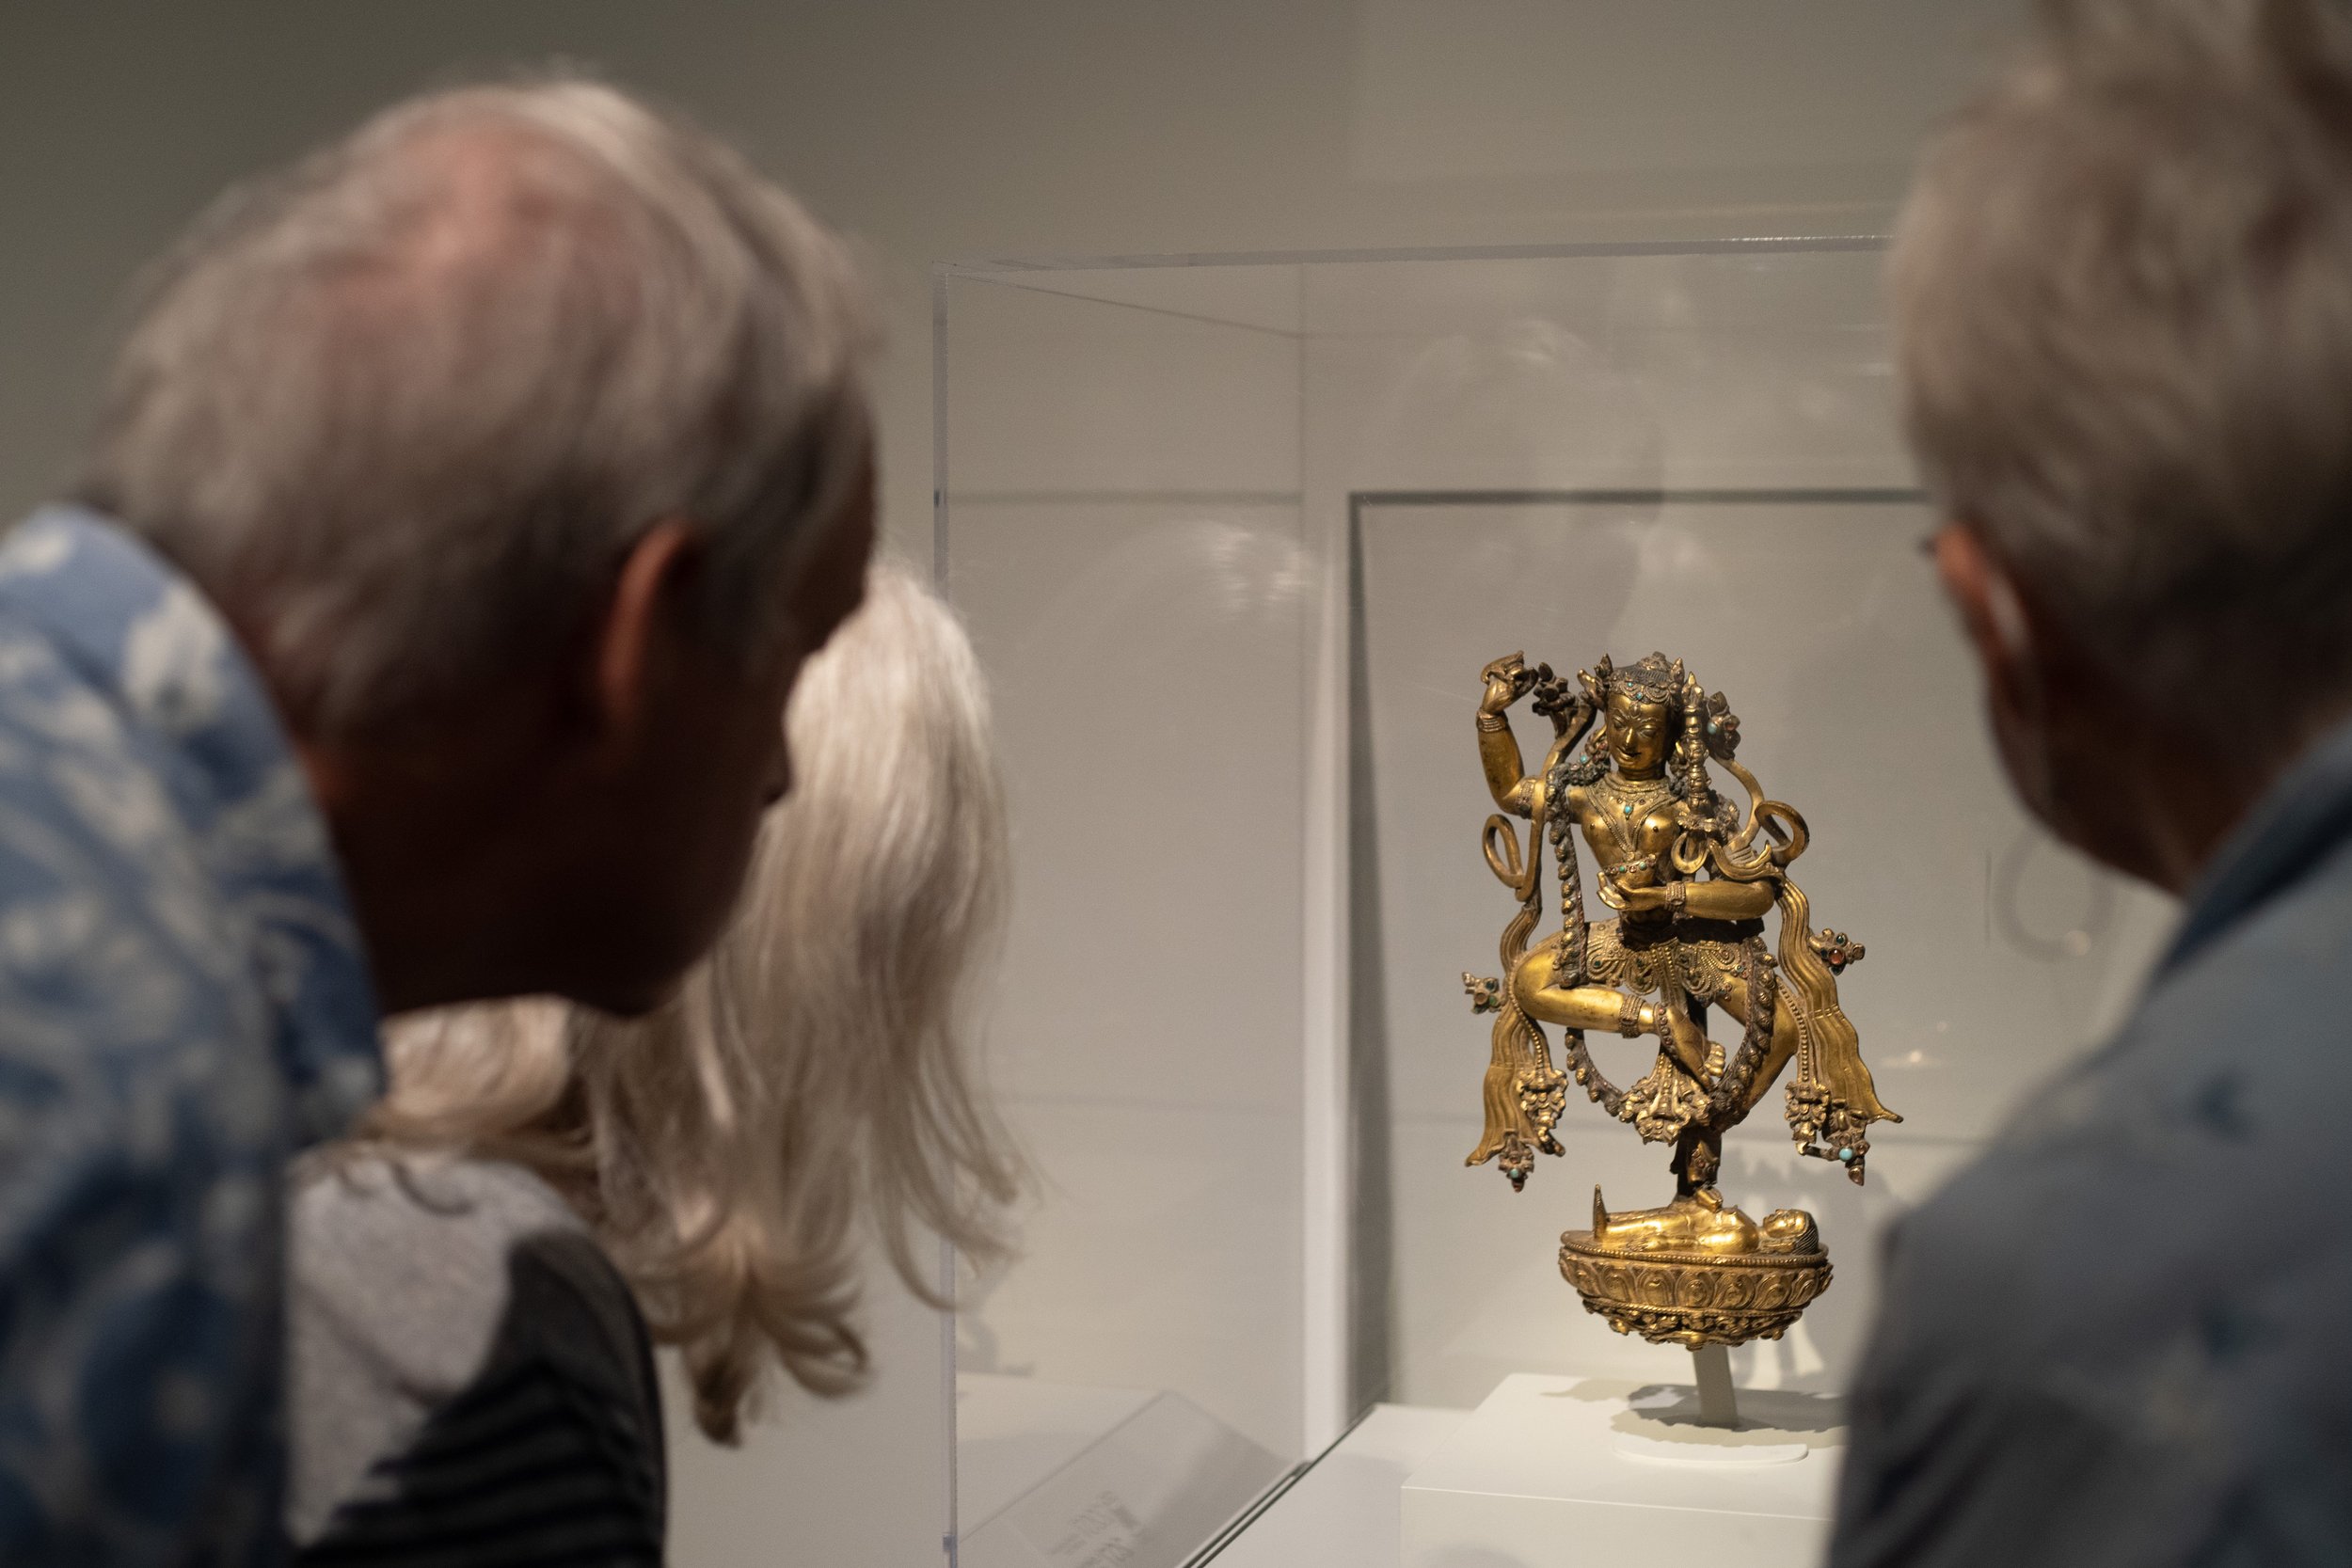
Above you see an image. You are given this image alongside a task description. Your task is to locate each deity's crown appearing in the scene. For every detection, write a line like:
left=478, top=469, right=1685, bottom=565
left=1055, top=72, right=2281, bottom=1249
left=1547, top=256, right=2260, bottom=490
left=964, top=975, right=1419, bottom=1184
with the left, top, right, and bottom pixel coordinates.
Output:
left=1581, top=650, right=1683, bottom=709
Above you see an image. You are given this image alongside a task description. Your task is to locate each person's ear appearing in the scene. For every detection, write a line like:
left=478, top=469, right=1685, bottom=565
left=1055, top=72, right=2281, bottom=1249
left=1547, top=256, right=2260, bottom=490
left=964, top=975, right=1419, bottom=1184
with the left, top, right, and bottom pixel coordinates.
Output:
left=1933, top=519, right=2109, bottom=857
left=1933, top=522, right=2042, bottom=722
left=590, top=517, right=702, bottom=765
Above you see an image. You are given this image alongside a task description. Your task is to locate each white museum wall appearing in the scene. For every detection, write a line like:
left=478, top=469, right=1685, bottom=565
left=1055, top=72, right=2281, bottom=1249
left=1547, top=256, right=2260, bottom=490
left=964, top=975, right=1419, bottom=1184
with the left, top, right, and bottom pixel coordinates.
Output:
left=0, top=5, right=2033, bottom=1562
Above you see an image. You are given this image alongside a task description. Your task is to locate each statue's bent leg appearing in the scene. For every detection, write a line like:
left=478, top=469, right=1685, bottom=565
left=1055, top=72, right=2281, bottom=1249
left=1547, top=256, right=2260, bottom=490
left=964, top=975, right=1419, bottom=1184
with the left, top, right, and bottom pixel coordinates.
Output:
left=1655, top=991, right=1712, bottom=1083
left=1715, top=973, right=1800, bottom=1117
left=1511, top=942, right=1657, bottom=1036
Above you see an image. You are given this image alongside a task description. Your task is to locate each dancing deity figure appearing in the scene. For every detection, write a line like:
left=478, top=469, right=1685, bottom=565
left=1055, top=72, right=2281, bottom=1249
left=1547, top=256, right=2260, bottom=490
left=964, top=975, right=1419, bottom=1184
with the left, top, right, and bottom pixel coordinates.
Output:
left=1463, top=650, right=1898, bottom=1349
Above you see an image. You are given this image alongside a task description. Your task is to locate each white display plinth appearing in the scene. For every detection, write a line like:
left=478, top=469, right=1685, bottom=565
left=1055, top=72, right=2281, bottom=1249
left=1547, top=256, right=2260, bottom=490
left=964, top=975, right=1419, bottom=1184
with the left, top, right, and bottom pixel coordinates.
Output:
left=1400, top=1373, right=1846, bottom=1568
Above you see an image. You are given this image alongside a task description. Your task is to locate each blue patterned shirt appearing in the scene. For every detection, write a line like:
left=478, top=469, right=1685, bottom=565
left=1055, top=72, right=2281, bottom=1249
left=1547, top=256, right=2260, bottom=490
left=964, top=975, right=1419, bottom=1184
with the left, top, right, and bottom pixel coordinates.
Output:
left=0, top=507, right=381, bottom=1565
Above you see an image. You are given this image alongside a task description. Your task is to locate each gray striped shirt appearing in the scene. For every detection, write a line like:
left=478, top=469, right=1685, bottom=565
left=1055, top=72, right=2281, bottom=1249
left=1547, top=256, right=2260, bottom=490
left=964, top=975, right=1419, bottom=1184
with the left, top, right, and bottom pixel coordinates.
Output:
left=287, top=1154, right=663, bottom=1565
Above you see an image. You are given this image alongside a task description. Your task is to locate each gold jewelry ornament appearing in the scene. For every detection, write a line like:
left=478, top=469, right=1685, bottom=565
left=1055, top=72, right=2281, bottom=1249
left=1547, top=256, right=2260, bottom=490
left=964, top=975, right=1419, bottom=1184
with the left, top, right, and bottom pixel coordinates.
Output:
left=1463, top=649, right=1901, bottom=1349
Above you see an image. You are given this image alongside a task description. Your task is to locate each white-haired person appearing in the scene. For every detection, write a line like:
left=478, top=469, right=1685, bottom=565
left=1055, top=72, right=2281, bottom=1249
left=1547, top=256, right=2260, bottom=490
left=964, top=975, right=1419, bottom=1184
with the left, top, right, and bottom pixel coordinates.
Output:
left=1837, top=1, right=2352, bottom=1563
left=284, top=562, right=1018, bottom=1562
left=0, top=80, right=875, bottom=1563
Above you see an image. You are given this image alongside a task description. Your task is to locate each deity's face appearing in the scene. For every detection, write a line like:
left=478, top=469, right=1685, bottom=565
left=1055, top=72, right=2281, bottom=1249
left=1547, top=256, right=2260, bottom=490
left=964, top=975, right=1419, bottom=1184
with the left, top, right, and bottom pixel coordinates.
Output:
left=1606, top=690, right=1673, bottom=776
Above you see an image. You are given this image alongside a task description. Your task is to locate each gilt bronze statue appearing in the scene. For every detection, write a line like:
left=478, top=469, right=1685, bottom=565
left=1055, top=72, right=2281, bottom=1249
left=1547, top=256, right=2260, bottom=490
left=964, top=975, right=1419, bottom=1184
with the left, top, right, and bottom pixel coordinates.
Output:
left=1463, top=650, right=1898, bottom=1351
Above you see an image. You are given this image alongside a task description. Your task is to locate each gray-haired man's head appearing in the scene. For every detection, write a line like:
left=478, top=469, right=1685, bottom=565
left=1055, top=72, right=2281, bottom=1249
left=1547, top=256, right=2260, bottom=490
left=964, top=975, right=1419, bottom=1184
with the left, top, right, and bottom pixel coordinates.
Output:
left=84, top=77, right=873, bottom=736
left=1899, top=0, right=2352, bottom=884
left=77, top=78, right=880, bottom=1012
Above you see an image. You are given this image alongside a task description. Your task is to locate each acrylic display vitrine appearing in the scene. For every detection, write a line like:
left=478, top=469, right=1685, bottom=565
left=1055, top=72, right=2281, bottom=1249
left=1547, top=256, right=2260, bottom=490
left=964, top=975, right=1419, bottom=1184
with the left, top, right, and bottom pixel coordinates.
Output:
left=933, top=241, right=2175, bottom=1568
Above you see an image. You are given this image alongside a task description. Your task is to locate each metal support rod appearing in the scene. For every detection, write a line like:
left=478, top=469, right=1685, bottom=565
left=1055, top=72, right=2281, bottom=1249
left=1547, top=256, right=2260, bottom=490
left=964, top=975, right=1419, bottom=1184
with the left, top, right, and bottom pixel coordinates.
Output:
left=1692, top=1344, right=1740, bottom=1428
